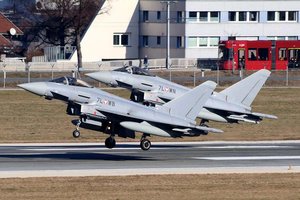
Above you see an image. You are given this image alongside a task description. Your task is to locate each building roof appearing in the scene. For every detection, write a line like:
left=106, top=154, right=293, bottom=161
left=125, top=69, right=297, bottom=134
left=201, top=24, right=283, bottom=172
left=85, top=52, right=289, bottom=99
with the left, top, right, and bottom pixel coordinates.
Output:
left=0, top=12, right=23, bottom=35
left=0, top=35, right=12, bottom=47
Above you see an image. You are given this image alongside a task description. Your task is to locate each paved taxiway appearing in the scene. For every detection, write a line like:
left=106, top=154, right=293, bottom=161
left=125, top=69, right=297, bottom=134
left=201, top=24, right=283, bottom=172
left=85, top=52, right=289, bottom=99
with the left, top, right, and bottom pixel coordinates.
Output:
left=0, top=141, right=299, bottom=178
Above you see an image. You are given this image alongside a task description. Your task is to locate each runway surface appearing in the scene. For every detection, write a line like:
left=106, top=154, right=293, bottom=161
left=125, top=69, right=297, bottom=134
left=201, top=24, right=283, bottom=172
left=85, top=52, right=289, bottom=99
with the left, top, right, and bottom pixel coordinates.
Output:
left=0, top=141, right=299, bottom=178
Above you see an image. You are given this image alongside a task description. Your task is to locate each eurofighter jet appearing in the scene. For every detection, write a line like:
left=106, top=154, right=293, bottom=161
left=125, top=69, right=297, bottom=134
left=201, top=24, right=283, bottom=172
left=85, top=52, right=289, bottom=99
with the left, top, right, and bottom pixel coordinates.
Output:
left=18, top=77, right=222, bottom=150
left=86, top=67, right=277, bottom=124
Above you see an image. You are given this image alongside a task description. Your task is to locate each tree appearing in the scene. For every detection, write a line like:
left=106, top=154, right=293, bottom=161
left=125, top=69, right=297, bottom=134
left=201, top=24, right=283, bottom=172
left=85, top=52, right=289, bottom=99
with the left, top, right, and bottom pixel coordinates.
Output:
left=30, top=0, right=104, bottom=69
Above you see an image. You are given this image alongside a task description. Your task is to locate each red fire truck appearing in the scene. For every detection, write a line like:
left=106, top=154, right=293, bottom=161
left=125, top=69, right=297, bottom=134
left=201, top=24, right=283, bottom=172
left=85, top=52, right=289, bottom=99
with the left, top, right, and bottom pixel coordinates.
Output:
left=219, top=40, right=300, bottom=70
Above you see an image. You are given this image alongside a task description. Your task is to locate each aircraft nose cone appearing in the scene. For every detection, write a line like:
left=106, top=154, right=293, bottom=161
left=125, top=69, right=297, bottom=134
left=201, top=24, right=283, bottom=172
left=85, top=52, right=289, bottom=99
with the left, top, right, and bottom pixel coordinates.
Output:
left=18, top=82, right=48, bottom=96
left=86, top=71, right=117, bottom=86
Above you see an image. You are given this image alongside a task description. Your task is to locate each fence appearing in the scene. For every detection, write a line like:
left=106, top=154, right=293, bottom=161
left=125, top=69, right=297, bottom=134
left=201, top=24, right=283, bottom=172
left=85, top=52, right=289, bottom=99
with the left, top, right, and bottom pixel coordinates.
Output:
left=0, top=58, right=203, bottom=72
left=0, top=66, right=299, bottom=88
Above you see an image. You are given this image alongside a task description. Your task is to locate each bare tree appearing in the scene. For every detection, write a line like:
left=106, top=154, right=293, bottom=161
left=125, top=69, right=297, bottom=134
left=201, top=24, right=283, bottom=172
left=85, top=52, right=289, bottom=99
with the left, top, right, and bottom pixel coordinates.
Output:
left=30, top=0, right=104, bottom=69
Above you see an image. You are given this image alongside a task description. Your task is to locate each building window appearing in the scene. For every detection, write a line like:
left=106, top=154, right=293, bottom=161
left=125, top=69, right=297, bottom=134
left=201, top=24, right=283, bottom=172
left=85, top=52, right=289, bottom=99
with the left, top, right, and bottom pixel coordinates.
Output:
left=276, top=36, right=285, bottom=40
left=177, top=11, right=184, bottom=23
left=143, top=11, right=149, bottom=22
left=199, top=37, right=208, bottom=47
left=287, top=36, right=298, bottom=40
left=121, top=35, right=129, bottom=45
left=239, top=11, right=247, bottom=21
left=210, top=37, right=219, bottom=46
left=157, top=11, right=161, bottom=20
left=249, top=12, right=258, bottom=21
left=267, top=11, right=275, bottom=21
left=188, top=37, right=197, bottom=47
left=229, top=12, right=236, bottom=21
left=187, top=37, right=219, bottom=48
left=229, top=11, right=258, bottom=22
left=113, top=33, right=130, bottom=46
left=267, top=11, right=298, bottom=22
left=267, top=36, right=298, bottom=40
left=189, top=11, right=197, bottom=21
left=199, top=12, right=208, bottom=22
left=188, top=11, right=219, bottom=22
left=177, top=36, right=183, bottom=48
left=157, top=36, right=161, bottom=45
left=279, top=11, right=286, bottom=21
left=288, top=11, right=297, bottom=21
left=210, top=12, right=219, bottom=22
left=113, top=35, right=119, bottom=45
left=143, top=36, right=148, bottom=47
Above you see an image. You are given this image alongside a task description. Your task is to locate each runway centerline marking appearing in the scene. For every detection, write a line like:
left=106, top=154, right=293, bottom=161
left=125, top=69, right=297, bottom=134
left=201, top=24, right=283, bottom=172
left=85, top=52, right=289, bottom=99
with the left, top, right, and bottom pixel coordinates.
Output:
left=193, top=156, right=300, bottom=161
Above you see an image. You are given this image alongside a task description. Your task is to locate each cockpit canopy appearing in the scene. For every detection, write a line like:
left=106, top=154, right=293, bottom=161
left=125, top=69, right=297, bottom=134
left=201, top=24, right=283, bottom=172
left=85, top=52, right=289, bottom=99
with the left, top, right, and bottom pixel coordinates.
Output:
left=50, top=76, right=92, bottom=88
left=114, top=66, right=154, bottom=76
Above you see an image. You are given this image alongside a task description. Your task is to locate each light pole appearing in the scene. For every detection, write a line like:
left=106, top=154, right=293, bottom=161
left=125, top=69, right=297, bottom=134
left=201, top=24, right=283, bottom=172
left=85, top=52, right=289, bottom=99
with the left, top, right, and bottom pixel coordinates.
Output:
left=161, top=1, right=177, bottom=69
left=286, top=63, right=289, bottom=86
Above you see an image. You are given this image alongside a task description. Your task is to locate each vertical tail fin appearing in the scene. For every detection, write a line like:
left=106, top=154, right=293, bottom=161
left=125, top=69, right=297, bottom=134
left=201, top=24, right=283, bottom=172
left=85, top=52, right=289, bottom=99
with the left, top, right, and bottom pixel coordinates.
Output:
left=162, top=81, right=217, bottom=121
left=219, top=69, right=270, bottom=107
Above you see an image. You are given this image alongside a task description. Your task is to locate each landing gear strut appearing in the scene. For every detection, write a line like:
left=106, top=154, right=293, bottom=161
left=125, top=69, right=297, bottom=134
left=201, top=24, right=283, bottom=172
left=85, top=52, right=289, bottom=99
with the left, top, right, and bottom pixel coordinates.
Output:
left=140, top=135, right=151, bottom=151
left=105, top=136, right=116, bottom=149
left=200, top=119, right=209, bottom=127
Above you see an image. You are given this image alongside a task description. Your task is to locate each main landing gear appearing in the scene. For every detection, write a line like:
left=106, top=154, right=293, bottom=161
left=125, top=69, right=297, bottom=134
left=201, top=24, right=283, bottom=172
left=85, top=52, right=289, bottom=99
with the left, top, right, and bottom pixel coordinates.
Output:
left=140, top=135, right=151, bottom=151
left=105, top=136, right=116, bottom=149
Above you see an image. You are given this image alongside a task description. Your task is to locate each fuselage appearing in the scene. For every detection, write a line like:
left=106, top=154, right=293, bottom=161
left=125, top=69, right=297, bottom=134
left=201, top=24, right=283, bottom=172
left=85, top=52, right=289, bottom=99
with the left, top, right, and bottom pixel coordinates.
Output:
left=19, top=80, right=204, bottom=137
left=91, top=71, right=253, bottom=123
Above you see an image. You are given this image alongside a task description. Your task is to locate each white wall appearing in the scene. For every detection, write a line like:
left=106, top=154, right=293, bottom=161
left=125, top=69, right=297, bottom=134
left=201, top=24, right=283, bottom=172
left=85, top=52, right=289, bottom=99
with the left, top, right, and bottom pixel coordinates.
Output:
left=70, top=0, right=139, bottom=62
left=185, top=0, right=300, bottom=59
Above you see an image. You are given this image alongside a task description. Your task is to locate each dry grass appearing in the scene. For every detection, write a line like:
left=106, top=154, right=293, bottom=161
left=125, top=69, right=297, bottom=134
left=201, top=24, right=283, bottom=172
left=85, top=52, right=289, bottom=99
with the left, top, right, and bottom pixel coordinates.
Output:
left=0, top=174, right=299, bottom=200
left=0, top=88, right=299, bottom=143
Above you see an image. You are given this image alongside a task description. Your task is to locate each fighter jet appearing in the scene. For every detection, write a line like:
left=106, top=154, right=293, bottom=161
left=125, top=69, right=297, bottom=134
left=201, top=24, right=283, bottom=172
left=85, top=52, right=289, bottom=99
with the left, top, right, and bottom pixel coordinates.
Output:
left=86, top=67, right=277, bottom=124
left=18, top=77, right=222, bottom=150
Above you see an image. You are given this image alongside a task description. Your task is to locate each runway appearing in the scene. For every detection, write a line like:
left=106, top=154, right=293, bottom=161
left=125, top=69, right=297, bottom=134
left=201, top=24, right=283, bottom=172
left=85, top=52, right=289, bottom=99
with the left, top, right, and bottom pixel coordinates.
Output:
left=0, top=141, right=299, bottom=178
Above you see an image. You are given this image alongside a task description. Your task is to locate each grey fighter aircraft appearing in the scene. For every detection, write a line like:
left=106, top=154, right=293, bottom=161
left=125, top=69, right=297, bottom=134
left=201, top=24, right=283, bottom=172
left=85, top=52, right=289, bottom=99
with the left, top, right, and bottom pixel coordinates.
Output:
left=86, top=67, right=277, bottom=124
left=18, top=77, right=222, bottom=150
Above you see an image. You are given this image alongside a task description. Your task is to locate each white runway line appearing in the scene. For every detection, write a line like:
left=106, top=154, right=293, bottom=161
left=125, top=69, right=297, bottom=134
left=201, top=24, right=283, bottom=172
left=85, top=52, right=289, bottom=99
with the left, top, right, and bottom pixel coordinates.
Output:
left=196, top=145, right=293, bottom=149
left=194, top=156, right=300, bottom=161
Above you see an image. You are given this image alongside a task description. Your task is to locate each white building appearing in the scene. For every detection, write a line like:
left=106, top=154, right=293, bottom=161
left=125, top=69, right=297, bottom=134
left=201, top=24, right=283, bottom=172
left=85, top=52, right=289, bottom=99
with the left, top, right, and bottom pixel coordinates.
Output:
left=70, top=0, right=300, bottom=62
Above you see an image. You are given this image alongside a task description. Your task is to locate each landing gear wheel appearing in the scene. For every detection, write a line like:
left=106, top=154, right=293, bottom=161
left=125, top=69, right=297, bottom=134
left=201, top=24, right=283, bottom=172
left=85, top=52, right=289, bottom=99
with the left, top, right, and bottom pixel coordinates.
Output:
left=140, top=139, right=151, bottom=151
left=105, top=137, right=116, bottom=149
left=72, top=130, right=80, bottom=138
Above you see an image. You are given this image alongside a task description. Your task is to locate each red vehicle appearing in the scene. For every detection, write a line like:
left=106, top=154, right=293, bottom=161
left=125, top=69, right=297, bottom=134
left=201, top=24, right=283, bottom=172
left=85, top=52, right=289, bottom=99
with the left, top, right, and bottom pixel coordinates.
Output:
left=219, top=40, right=300, bottom=70
left=276, top=40, right=300, bottom=70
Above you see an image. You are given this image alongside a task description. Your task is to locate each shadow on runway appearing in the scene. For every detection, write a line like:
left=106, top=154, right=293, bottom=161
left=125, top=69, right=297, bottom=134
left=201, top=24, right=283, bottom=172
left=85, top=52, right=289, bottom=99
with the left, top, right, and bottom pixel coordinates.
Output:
left=0, top=143, right=194, bottom=162
left=4, top=143, right=193, bottom=149
left=0, top=152, right=154, bottom=161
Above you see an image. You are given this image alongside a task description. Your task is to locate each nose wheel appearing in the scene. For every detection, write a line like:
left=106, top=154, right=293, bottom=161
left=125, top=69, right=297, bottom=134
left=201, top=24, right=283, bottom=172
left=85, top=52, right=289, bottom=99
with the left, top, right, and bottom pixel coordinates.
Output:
left=140, top=138, right=151, bottom=151
left=105, top=136, right=116, bottom=149
left=72, top=129, right=80, bottom=138
left=72, top=120, right=81, bottom=138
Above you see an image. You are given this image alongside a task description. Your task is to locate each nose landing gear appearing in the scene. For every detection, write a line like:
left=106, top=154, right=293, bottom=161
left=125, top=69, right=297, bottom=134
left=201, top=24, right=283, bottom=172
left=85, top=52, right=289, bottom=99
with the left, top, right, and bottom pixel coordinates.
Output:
left=72, top=129, right=80, bottom=138
left=72, top=120, right=81, bottom=138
